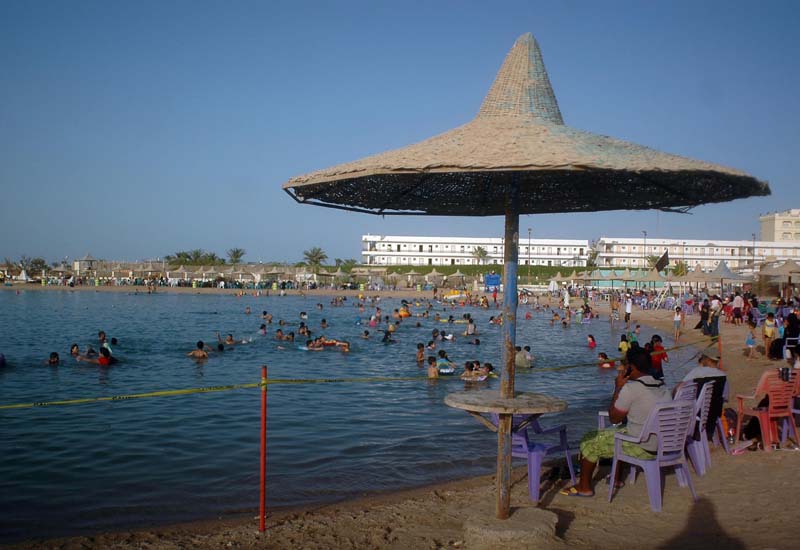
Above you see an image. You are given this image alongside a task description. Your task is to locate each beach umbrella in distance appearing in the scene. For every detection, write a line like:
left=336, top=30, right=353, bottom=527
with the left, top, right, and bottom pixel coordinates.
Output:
left=758, top=260, right=800, bottom=299
left=281, top=32, right=768, bottom=519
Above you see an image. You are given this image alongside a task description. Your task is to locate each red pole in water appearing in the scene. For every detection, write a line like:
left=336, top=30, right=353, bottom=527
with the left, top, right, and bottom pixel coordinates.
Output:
left=259, top=365, right=268, bottom=532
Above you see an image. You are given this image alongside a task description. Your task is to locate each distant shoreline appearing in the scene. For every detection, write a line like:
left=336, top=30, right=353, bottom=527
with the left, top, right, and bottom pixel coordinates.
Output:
left=0, top=282, right=450, bottom=299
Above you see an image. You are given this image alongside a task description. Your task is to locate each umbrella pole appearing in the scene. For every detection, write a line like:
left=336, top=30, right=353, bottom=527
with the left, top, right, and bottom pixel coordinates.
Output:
left=496, top=183, right=519, bottom=519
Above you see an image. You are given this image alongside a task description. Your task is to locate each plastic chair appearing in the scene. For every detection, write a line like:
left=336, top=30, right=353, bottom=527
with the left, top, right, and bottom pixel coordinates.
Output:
left=608, top=400, right=698, bottom=512
left=780, top=373, right=800, bottom=445
left=490, top=413, right=576, bottom=502
left=673, top=382, right=698, bottom=402
left=685, top=381, right=715, bottom=476
left=598, top=383, right=696, bottom=430
left=735, top=370, right=798, bottom=451
left=782, top=337, right=799, bottom=360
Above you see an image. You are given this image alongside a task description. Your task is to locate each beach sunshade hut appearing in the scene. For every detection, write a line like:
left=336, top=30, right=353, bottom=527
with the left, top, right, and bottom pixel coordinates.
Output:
left=281, top=33, right=768, bottom=519
left=760, top=260, right=800, bottom=299
left=549, top=271, right=565, bottom=283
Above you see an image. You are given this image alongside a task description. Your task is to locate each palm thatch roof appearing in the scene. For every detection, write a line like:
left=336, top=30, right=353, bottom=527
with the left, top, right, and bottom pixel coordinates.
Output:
left=760, top=260, right=800, bottom=277
left=283, top=33, right=768, bottom=216
left=708, top=261, right=750, bottom=282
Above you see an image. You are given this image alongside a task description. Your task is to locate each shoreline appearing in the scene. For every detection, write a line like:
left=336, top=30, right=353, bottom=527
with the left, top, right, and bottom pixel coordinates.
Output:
left=0, top=282, right=439, bottom=299
left=4, top=297, right=798, bottom=548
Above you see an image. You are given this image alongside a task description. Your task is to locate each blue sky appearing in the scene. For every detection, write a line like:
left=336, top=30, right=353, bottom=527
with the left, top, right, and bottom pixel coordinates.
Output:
left=1, top=0, right=797, bottom=264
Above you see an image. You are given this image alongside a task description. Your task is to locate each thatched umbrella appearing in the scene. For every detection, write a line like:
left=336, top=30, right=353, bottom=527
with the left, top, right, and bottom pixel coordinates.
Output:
left=281, top=33, right=768, bottom=519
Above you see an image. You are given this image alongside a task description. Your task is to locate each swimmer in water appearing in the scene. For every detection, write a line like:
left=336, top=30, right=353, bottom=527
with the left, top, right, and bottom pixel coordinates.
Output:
left=416, top=343, right=425, bottom=364
left=47, top=352, right=61, bottom=366
left=188, top=340, right=209, bottom=359
left=245, top=307, right=251, bottom=315
left=426, top=356, right=439, bottom=379
left=70, top=344, right=81, bottom=357
left=77, top=347, right=117, bottom=366
left=362, top=330, right=370, bottom=339
left=321, top=319, right=328, bottom=329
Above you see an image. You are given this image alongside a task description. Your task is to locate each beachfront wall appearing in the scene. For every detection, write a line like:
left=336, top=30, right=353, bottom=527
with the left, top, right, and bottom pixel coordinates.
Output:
left=596, top=236, right=800, bottom=276
left=361, top=235, right=589, bottom=268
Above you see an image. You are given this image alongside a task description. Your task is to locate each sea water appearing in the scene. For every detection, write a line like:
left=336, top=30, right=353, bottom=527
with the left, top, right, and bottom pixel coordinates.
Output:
left=0, top=290, right=697, bottom=541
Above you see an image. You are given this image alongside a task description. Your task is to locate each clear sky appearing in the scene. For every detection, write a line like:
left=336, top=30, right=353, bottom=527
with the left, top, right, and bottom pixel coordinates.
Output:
left=1, top=0, right=797, bottom=264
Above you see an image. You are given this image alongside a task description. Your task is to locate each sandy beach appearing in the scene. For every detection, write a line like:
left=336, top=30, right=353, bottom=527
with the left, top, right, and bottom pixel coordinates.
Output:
left=4, top=295, right=798, bottom=549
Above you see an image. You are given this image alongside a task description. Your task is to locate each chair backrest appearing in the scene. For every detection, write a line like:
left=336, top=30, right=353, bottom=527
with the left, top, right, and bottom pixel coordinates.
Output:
left=694, top=380, right=715, bottom=438
left=767, top=370, right=796, bottom=416
left=647, top=401, right=696, bottom=459
left=673, top=382, right=697, bottom=402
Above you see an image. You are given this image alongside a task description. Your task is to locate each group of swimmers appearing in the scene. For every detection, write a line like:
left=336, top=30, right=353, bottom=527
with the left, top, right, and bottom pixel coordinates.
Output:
left=48, top=330, right=120, bottom=366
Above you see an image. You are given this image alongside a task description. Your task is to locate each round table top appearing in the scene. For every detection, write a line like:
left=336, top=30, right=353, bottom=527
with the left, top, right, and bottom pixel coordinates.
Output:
left=444, top=390, right=567, bottom=414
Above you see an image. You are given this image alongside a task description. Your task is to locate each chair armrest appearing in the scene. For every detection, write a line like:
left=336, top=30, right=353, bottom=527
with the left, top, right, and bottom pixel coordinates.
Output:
left=614, top=432, right=641, bottom=443
left=736, top=394, right=756, bottom=402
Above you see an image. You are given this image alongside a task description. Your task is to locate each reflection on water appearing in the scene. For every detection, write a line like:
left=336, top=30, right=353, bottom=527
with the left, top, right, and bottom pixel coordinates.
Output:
left=0, top=291, right=697, bottom=540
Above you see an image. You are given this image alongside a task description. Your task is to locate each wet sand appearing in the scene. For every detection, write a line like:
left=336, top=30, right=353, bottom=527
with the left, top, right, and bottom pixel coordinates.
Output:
left=5, top=298, right=798, bottom=549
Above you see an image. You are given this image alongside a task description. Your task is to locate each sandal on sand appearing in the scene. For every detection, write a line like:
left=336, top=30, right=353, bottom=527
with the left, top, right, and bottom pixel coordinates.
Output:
left=559, top=487, right=594, bottom=498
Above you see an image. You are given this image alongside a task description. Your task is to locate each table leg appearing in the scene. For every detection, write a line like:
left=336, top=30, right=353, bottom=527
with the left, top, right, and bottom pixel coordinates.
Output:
left=496, top=412, right=512, bottom=519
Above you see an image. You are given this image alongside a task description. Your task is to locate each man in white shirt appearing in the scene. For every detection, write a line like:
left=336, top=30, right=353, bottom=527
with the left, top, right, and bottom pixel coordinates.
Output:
left=625, top=295, right=633, bottom=328
left=560, top=347, right=671, bottom=497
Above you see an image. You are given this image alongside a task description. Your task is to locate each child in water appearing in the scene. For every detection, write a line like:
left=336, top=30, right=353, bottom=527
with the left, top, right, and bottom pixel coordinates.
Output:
left=597, top=352, right=614, bottom=369
left=436, top=350, right=455, bottom=373
left=426, top=356, right=439, bottom=378
left=416, top=343, right=425, bottom=364
left=587, top=335, right=597, bottom=349
left=618, top=334, right=629, bottom=354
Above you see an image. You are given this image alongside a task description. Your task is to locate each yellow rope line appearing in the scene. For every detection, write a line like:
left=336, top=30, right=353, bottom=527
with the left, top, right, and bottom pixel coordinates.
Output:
left=0, top=337, right=718, bottom=410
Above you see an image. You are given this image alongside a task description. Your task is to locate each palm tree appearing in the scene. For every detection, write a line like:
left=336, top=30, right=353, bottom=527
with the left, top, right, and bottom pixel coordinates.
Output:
left=672, top=260, right=688, bottom=277
left=472, top=246, right=488, bottom=265
left=227, top=247, right=246, bottom=266
left=189, top=249, right=205, bottom=264
left=303, top=247, right=328, bottom=272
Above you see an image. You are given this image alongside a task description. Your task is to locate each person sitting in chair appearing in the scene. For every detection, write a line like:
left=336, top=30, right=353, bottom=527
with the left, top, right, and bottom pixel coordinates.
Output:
left=560, top=347, right=670, bottom=497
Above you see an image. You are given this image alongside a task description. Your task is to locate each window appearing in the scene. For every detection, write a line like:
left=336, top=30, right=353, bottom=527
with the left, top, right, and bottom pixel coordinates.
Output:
left=783, top=221, right=792, bottom=227
left=783, top=232, right=792, bottom=239
left=419, top=245, right=423, bottom=252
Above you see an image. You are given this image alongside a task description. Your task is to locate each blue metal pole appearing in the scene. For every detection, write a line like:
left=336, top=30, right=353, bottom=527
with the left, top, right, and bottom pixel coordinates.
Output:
left=496, top=180, right=519, bottom=519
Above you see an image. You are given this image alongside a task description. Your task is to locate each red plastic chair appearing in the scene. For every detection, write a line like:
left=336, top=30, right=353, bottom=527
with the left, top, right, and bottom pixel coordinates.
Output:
left=735, top=370, right=798, bottom=451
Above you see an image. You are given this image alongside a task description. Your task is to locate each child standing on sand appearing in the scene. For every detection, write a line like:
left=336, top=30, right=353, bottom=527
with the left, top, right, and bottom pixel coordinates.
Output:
left=745, top=322, right=756, bottom=359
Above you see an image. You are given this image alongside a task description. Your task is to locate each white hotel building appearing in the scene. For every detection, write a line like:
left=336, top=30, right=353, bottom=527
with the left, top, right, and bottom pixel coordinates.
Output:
left=361, top=235, right=590, bottom=267
left=595, top=237, right=800, bottom=274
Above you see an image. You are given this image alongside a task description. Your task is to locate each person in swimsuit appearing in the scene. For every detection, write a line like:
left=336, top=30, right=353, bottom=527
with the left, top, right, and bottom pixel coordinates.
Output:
left=188, top=341, right=209, bottom=359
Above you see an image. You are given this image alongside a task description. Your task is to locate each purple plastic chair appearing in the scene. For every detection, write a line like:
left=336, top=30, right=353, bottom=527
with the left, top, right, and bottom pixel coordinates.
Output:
left=685, top=381, right=715, bottom=476
left=607, top=400, right=698, bottom=512
left=673, top=381, right=697, bottom=402
left=490, top=413, right=576, bottom=503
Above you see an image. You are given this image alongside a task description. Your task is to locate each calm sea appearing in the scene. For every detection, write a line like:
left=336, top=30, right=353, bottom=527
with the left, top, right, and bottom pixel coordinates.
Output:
left=0, top=290, right=697, bottom=541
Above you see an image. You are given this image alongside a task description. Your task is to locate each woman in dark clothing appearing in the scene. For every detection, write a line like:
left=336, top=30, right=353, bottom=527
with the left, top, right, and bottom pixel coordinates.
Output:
left=768, top=313, right=800, bottom=360
left=696, top=299, right=711, bottom=335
